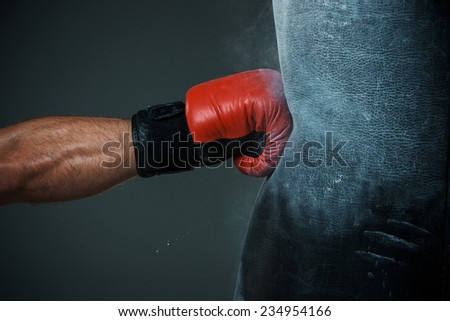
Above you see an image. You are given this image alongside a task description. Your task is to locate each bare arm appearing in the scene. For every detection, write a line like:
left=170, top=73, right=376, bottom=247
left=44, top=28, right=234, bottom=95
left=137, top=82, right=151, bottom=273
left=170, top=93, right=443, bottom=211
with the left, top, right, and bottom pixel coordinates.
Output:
left=0, top=116, right=136, bottom=205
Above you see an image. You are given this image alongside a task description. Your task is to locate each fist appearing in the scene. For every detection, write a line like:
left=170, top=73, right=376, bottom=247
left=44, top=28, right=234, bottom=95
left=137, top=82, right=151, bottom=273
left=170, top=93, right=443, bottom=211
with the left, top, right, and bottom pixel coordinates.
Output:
left=186, top=69, right=293, bottom=177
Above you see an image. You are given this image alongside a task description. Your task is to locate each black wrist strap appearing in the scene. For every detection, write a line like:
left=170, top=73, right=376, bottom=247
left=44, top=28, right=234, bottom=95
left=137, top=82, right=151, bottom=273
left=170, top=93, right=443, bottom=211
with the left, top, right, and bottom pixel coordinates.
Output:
left=131, top=102, right=195, bottom=177
left=132, top=102, right=266, bottom=178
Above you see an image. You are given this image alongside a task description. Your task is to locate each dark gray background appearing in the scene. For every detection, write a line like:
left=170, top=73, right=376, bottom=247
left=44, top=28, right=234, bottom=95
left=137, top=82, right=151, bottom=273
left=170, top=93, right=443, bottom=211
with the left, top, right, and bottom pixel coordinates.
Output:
left=0, top=0, right=279, bottom=300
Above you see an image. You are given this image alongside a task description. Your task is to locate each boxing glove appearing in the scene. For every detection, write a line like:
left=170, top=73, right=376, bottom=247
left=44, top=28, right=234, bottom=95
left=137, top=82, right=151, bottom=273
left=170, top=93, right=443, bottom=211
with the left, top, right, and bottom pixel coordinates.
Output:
left=132, top=69, right=293, bottom=177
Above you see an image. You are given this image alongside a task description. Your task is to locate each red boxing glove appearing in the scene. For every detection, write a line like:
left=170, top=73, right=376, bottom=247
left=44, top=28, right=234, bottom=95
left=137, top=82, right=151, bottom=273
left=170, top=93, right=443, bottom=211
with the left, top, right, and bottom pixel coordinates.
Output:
left=186, top=69, right=293, bottom=177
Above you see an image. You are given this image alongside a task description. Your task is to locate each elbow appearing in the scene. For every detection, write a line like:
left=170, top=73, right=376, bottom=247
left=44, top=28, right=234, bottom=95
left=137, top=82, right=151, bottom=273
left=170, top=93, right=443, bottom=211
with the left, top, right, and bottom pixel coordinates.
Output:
left=0, top=162, right=26, bottom=206
left=0, top=128, right=31, bottom=206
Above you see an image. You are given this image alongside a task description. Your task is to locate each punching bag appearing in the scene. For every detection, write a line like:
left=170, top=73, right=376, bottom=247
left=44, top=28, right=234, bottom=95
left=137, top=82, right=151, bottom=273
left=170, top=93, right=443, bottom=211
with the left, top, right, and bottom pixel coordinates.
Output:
left=236, top=0, right=449, bottom=300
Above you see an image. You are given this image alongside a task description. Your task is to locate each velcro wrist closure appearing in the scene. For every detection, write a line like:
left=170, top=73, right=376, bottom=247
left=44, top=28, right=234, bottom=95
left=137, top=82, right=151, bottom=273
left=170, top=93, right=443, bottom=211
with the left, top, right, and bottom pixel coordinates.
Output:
left=131, top=102, right=194, bottom=177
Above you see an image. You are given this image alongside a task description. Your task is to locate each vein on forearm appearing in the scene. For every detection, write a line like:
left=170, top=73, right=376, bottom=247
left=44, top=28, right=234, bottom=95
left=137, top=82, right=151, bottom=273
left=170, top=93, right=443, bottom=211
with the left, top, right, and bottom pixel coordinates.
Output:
left=0, top=116, right=136, bottom=204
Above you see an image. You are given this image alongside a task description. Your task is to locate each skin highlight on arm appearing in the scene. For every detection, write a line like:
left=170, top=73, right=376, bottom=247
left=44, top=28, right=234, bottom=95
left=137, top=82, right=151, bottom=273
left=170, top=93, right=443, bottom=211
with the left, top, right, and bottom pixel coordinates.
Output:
left=0, top=116, right=137, bottom=205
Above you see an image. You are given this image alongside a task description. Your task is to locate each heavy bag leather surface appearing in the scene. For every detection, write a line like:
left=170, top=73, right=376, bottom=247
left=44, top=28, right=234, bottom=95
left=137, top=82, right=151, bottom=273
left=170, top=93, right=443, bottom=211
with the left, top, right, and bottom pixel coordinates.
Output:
left=236, top=0, right=450, bottom=300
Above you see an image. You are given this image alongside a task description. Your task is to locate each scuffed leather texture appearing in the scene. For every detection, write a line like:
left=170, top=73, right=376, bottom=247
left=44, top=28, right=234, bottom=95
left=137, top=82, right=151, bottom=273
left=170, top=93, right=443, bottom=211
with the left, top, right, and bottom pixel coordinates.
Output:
left=236, top=0, right=450, bottom=299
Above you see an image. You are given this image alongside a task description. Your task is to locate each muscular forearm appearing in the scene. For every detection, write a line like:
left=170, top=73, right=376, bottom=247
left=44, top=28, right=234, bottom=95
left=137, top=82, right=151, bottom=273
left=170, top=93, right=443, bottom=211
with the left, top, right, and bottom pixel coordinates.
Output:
left=0, top=116, right=136, bottom=205
left=0, top=70, right=292, bottom=205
